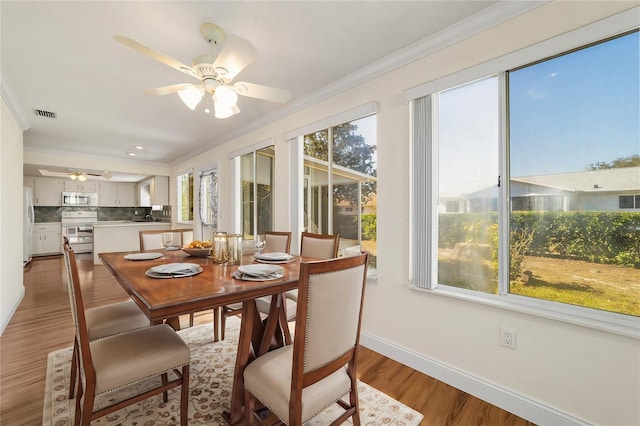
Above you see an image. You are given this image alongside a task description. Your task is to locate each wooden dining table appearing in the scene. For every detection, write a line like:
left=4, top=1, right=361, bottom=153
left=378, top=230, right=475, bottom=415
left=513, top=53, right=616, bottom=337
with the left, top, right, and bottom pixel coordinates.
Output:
left=99, top=249, right=302, bottom=425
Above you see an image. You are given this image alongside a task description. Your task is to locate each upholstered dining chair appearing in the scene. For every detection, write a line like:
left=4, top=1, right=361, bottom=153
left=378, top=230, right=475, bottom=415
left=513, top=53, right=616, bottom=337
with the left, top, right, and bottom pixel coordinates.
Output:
left=63, top=243, right=191, bottom=426
left=62, top=237, right=150, bottom=399
left=139, top=229, right=218, bottom=337
left=138, top=228, right=194, bottom=251
left=243, top=252, right=369, bottom=426
left=284, top=232, right=340, bottom=304
left=220, top=231, right=293, bottom=341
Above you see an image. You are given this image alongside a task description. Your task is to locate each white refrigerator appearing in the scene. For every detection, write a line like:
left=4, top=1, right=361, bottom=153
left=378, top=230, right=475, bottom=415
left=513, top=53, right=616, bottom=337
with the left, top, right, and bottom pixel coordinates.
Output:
left=23, top=186, right=34, bottom=266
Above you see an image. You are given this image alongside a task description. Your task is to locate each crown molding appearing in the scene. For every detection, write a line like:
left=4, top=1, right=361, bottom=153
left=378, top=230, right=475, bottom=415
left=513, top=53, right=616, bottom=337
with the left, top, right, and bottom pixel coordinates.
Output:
left=171, top=1, right=546, bottom=165
left=1, top=71, right=31, bottom=131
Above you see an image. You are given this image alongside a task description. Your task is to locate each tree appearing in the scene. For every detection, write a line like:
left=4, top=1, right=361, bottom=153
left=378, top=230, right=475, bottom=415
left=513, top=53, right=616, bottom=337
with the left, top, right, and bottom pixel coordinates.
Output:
left=587, top=154, right=640, bottom=170
left=303, top=122, right=377, bottom=203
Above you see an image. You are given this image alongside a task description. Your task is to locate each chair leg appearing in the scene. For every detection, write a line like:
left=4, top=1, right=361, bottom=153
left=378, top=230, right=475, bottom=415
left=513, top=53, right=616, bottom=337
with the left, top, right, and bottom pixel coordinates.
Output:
left=80, top=385, right=95, bottom=426
left=180, top=365, right=190, bottom=426
left=162, top=372, right=169, bottom=403
left=220, top=308, right=227, bottom=341
left=189, top=313, right=194, bottom=327
left=69, top=339, right=78, bottom=399
left=244, top=388, right=255, bottom=426
left=213, top=307, right=220, bottom=342
left=74, top=378, right=83, bottom=426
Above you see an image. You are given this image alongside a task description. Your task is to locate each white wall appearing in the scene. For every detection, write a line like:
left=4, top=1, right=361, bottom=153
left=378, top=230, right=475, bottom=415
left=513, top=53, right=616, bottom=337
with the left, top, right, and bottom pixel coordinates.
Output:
left=1, top=98, right=26, bottom=334
left=170, top=2, right=640, bottom=425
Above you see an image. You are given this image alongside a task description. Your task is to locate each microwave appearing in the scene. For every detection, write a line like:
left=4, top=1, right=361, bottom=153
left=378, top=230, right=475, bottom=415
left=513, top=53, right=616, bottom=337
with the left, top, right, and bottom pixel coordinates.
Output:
left=62, top=192, right=99, bottom=206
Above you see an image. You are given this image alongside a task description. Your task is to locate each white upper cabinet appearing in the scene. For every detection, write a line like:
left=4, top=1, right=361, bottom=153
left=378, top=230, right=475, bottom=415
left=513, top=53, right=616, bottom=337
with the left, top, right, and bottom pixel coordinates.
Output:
left=64, top=180, right=98, bottom=192
left=33, top=178, right=63, bottom=206
left=99, top=182, right=136, bottom=206
left=137, top=176, right=169, bottom=207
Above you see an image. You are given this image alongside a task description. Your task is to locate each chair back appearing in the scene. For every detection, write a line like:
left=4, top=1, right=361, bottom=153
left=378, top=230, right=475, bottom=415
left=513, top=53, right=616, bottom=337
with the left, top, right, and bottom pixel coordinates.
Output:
left=139, top=228, right=193, bottom=250
left=299, top=232, right=340, bottom=259
left=264, top=231, right=291, bottom=253
left=63, top=242, right=96, bottom=389
left=293, top=253, right=368, bottom=385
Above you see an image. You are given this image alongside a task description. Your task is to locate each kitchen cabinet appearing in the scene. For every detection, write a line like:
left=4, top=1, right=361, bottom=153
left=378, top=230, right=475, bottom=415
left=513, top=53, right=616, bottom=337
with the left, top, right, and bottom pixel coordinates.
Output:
left=32, top=223, right=62, bottom=256
left=64, top=180, right=98, bottom=192
left=99, top=182, right=136, bottom=206
left=138, top=176, right=169, bottom=206
left=34, top=178, right=63, bottom=206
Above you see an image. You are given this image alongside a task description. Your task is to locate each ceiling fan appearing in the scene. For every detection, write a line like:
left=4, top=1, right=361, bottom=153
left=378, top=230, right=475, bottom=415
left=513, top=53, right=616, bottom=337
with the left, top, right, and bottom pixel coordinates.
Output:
left=114, top=23, right=291, bottom=118
left=68, top=171, right=104, bottom=181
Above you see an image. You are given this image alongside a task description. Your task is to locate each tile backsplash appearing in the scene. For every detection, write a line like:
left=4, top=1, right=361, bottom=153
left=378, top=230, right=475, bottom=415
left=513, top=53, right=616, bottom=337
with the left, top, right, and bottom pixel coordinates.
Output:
left=34, top=206, right=171, bottom=223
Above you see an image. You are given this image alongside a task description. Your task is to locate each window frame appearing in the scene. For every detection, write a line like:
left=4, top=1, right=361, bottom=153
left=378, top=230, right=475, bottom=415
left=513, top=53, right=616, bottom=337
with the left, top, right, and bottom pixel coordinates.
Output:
left=175, top=169, right=194, bottom=224
left=407, top=9, right=640, bottom=338
left=287, top=103, right=379, bottom=278
left=229, top=139, right=276, bottom=238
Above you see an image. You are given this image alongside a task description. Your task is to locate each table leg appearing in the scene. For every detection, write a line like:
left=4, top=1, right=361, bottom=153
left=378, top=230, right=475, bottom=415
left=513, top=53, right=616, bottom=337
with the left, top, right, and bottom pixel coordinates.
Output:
left=223, top=297, right=287, bottom=425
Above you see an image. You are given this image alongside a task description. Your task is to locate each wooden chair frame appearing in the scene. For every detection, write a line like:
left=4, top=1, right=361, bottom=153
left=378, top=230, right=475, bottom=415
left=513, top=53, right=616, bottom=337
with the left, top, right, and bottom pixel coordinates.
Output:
left=244, top=253, right=368, bottom=426
left=138, top=228, right=219, bottom=337
left=64, top=244, right=190, bottom=426
left=299, top=231, right=340, bottom=259
left=221, top=231, right=292, bottom=341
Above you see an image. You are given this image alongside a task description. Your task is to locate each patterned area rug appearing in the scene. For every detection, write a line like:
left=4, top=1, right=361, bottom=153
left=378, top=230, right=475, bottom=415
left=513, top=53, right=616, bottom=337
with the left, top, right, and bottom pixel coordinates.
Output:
left=43, top=317, right=423, bottom=425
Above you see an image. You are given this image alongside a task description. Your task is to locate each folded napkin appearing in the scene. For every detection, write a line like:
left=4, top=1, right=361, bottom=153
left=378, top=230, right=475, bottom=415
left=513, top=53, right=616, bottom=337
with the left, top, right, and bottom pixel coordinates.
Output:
left=232, top=270, right=284, bottom=281
left=150, top=263, right=200, bottom=274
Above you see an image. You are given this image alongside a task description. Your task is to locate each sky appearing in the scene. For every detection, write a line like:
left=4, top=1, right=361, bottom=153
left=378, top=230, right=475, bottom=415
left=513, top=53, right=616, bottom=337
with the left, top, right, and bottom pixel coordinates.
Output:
left=438, top=30, right=639, bottom=193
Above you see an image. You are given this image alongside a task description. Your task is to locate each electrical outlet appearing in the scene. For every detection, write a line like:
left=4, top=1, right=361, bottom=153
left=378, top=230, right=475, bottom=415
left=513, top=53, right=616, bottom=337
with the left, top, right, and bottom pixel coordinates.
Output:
left=500, top=326, right=516, bottom=349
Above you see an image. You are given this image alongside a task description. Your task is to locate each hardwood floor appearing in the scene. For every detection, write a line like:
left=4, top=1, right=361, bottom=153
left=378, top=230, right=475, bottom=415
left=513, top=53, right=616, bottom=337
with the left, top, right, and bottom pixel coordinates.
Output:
left=1, top=254, right=535, bottom=425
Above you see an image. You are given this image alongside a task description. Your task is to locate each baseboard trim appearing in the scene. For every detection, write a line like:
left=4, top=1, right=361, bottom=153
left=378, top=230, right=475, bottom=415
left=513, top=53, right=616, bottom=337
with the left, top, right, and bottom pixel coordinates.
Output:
left=360, top=332, right=588, bottom=426
left=0, top=286, right=25, bottom=336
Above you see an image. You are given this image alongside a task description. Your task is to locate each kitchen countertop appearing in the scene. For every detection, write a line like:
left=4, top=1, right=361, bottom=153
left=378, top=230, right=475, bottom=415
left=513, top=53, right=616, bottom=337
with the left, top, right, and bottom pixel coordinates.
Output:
left=93, top=221, right=170, bottom=228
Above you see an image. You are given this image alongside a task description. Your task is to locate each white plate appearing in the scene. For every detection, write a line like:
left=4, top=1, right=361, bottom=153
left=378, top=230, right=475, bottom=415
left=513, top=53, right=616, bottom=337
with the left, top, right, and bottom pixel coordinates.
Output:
left=237, top=264, right=283, bottom=277
left=124, top=252, right=163, bottom=261
left=254, top=252, right=293, bottom=261
left=145, top=265, right=202, bottom=279
left=232, top=270, right=284, bottom=281
left=164, top=246, right=182, bottom=251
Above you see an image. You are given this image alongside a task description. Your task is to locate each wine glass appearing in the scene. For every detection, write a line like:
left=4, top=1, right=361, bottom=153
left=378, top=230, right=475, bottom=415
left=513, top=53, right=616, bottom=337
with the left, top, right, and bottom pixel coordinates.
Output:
left=255, top=235, right=266, bottom=255
left=161, top=232, right=174, bottom=250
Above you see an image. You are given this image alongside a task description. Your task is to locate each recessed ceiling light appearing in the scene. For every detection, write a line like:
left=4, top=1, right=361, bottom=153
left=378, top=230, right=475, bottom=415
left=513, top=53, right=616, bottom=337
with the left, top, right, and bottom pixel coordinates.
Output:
left=135, top=145, right=144, bottom=150
left=127, top=152, right=136, bottom=156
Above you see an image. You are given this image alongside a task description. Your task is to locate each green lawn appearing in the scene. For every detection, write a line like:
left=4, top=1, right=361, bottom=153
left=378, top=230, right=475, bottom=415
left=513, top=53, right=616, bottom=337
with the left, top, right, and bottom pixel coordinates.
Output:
left=437, top=253, right=640, bottom=317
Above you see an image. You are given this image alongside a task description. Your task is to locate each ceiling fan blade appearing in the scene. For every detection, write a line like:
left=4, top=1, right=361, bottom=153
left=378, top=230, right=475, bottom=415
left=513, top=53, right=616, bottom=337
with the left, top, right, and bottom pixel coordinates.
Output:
left=212, top=35, right=257, bottom=80
left=233, top=82, right=291, bottom=104
left=144, top=83, right=198, bottom=96
left=114, top=35, right=198, bottom=80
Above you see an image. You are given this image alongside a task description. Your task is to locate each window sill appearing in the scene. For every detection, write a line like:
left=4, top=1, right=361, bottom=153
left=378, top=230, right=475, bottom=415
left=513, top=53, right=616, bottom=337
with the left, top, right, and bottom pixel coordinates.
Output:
left=410, top=284, right=640, bottom=339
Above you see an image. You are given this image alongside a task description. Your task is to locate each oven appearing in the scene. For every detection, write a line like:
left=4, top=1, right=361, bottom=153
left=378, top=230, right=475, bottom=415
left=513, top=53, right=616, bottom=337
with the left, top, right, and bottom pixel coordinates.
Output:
left=61, top=211, right=98, bottom=254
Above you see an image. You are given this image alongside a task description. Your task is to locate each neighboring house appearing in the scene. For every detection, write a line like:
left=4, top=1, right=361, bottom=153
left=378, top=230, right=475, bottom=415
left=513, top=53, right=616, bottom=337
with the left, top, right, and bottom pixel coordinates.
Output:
left=441, top=167, right=640, bottom=213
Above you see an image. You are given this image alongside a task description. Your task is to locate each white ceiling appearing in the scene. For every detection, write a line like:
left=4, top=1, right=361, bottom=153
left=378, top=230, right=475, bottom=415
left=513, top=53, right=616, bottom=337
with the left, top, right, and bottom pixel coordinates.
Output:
left=3, top=1, right=531, bottom=180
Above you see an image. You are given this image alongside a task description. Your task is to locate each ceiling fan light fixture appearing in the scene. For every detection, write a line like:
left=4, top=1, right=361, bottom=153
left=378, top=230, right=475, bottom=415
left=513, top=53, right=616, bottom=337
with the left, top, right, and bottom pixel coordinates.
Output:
left=214, top=103, right=240, bottom=119
left=78, top=174, right=87, bottom=182
left=69, top=173, right=77, bottom=180
left=213, top=85, right=238, bottom=108
left=178, top=86, right=205, bottom=110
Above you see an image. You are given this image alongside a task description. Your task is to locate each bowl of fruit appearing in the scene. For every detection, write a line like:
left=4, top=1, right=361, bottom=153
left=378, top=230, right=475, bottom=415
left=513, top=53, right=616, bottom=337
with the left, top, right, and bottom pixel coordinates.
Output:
left=182, top=240, right=212, bottom=257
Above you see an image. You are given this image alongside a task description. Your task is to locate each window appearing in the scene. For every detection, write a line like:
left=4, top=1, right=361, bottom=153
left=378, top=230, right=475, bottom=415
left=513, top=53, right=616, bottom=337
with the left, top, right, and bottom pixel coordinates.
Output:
left=619, top=195, right=640, bottom=209
left=236, top=145, right=275, bottom=238
left=303, top=114, right=377, bottom=268
left=411, top=28, right=639, bottom=323
left=199, top=167, right=219, bottom=229
left=176, top=171, right=193, bottom=223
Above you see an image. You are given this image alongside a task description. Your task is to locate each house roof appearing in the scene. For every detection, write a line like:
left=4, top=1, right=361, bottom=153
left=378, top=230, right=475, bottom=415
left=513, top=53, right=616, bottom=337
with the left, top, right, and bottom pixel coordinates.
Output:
left=514, top=167, right=640, bottom=193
